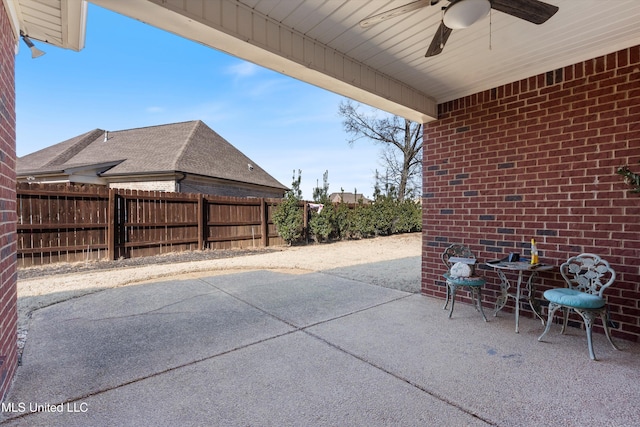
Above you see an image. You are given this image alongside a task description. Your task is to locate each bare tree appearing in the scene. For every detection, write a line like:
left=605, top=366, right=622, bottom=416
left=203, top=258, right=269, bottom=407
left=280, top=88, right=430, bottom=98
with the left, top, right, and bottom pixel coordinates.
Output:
left=339, top=100, right=422, bottom=200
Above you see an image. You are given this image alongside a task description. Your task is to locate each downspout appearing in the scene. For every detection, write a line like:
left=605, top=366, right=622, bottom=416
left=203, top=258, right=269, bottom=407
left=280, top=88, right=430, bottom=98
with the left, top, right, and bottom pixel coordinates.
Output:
left=176, top=172, right=187, bottom=192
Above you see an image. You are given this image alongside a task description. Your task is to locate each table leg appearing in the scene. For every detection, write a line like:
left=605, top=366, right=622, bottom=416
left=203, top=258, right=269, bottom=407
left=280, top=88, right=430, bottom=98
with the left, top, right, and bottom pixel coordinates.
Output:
left=515, top=271, right=523, bottom=333
left=493, top=269, right=510, bottom=317
left=525, top=271, right=546, bottom=325
left=490, top=265, right=549, bottom=333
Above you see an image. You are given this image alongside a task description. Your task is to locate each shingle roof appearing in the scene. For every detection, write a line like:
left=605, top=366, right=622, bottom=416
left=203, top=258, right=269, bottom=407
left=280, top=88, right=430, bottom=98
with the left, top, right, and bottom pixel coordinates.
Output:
left=18, top=120, right=287, bottom=190
left=329, top=192, right=372, bottom=204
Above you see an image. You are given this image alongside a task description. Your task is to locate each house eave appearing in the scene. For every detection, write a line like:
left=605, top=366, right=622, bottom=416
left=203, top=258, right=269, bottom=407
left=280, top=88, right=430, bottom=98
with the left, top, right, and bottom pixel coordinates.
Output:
left=101, top=170, right=288, bottom=192
left=180, top=171, right=288, bottom=192
left=9, top=0, right=88, bottom=52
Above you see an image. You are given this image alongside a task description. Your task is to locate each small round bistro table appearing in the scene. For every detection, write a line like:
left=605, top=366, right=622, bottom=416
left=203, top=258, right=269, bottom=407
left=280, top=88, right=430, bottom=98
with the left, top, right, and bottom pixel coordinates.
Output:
left=485, top=261, right=553, bottom=333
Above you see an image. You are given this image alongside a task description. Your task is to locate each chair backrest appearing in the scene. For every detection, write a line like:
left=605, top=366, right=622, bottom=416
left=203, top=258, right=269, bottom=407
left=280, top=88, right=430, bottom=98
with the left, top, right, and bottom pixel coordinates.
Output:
left=441, top=244, right=477, bottom=274
left=560, top=253, right=616, bottom=298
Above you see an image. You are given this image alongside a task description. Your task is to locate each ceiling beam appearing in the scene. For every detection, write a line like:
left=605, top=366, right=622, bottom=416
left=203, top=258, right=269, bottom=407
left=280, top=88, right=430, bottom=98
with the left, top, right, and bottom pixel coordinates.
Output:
left=89, top=0, right=438, bottom=123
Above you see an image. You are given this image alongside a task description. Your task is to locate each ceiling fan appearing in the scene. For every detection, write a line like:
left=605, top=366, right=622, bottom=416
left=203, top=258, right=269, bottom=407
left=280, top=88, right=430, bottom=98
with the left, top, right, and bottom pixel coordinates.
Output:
left=359, top=0, right=559, bottom=57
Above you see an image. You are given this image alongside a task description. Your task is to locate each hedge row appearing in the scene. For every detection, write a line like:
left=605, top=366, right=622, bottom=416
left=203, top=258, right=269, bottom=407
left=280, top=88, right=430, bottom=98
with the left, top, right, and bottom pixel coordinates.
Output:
left=273, top=196, right=422, bottom=245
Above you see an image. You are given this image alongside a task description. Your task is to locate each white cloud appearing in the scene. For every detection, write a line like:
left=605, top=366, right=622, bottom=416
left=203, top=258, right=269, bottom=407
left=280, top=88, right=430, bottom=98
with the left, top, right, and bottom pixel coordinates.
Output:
left=224, top=61, right=292, bottom=97
left=246, top=78, right=287, bottom=97
left=226, top=61, right=261, bottom=78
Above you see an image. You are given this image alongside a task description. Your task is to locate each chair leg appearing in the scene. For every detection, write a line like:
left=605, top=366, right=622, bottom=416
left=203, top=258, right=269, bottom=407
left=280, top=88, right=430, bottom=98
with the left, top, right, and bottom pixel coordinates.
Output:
left=443, top=282, right=451, bottom=310
left=560, top=307, right=569, bottom=335
left=472, top=287, right=488, bottom=322
left=575, top=309, right=598, bottom=360
left=600, top=310, right=620, bottom=351
left=586, top=325, right=596, bottom=361
left=447, top=284, right=458, bottom=318
left=574, top=308, right=606, bottom=360
left=538, top=302, right=560, bottom=342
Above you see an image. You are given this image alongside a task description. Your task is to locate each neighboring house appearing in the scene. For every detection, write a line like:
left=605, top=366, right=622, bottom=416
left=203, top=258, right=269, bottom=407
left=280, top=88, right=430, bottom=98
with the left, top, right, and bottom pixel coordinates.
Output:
left=328, top=192, right=371, bottom=204
left=17, top=120, right=288, bottom=198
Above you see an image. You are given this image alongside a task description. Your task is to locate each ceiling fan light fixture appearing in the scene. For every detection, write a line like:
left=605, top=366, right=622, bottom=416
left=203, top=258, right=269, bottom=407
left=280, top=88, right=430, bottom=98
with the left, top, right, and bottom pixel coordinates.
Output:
left=443, top=0, right=491, bottom=29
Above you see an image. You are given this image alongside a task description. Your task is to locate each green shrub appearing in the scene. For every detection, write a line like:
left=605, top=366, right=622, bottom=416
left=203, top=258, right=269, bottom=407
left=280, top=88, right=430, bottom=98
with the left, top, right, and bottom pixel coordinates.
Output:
left=272, top=196, right=303, bottom=245
left=395, top=199, right=422, bottom=233
left=370, top=196, right=397, bottom=236
left=339, top=197, right=421, bottom=239
left=309, top=204, right=334, bottom=243
left=273, top=170, right=304, bottom=245
left=332, top=202, right=350, bottom=239
left=347, top=203, right=376, bottom=238
left=276, top=192, right=421, bottom=245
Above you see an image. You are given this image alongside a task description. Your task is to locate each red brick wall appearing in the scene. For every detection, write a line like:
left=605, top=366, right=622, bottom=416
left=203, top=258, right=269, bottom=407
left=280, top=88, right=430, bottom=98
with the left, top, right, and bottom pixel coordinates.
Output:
left=422, top=46, right=640, bottom=342
left=0, top=5, right=17, bottom=400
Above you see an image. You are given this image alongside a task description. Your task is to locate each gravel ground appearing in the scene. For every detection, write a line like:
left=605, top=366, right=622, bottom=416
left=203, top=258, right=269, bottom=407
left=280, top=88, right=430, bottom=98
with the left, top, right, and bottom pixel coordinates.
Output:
left=16, top=233, right=422, bottom=358
left=18, top=247, right=274, bottom=280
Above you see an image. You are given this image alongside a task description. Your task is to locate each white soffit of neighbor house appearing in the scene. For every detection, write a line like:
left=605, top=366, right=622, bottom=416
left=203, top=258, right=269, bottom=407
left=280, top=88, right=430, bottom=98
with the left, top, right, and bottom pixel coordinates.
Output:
left=29, top=0, right=640, bottom=123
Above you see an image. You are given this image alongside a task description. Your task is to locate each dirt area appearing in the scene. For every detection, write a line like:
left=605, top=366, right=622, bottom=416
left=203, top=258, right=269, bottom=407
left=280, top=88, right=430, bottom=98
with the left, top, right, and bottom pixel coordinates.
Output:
left=17, top=247, right=275, bottom=280
left=16, top=233, right=422, bottom=357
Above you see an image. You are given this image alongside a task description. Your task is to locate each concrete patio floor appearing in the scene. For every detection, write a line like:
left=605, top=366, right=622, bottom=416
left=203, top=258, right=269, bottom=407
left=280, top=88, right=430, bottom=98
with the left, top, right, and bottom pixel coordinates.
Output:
left=2, top=259, right=639, bottom=426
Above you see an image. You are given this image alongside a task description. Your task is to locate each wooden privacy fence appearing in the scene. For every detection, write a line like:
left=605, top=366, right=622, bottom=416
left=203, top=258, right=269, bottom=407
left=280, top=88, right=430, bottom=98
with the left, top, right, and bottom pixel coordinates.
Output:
left=16, top=183, right=286, bottom=267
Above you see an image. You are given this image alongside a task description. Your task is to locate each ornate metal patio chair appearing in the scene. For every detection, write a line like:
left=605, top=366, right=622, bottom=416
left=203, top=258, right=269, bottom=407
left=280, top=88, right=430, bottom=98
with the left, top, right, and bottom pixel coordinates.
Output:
left=441, top=244, right=487, bottom=321
left=538, top=253, right=619, bottom=360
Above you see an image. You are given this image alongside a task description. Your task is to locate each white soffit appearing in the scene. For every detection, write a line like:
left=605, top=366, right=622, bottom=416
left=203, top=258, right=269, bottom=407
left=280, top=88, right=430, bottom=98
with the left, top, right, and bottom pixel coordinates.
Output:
left=13, top=0, right=87, bottom=50
left=73, top=1, right=640, bottom=122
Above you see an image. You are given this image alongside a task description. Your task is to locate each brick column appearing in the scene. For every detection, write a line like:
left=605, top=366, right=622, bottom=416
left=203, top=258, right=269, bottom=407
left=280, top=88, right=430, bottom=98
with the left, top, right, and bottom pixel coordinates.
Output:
left=0, top=3, right=17, bottom=401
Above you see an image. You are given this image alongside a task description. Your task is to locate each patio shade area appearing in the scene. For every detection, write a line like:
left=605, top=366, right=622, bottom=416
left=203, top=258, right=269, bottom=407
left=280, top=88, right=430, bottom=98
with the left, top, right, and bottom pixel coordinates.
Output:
left=2, top=0, right=639, bottom=405
left=3, top=267, right=640, bottom=426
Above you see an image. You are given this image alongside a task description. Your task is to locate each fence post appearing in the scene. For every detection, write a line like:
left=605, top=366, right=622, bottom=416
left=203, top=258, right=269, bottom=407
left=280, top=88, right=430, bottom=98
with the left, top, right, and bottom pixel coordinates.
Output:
left=260, top=198, right=268, bottom=247
left=198, top=194, right=205, bottom=250
left=107, top=188, right=116, bottom=260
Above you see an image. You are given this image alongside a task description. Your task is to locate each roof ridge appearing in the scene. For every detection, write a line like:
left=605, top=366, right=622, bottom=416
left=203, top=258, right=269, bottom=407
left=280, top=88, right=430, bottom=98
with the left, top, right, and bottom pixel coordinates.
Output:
left=44, top=129, right=104, bottom=167
left=108, top=120, right=200, bottom=135
left=173, top=120, right=203, bottom=168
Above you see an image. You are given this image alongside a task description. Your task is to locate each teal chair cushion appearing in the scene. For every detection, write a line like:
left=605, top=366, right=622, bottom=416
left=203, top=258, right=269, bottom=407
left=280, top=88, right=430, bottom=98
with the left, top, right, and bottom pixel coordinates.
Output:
left=543, top=288, right=605, bottom=309
left=443, top=273, right=485, bottom=287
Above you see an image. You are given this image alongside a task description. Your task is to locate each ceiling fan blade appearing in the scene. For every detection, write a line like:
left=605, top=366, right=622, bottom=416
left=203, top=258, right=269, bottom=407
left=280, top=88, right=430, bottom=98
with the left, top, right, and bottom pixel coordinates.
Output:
left=425, top=22, right=453, bottom=57
left=491, top=0, right=559, bottom=25
left=359, top=0, right=434, bottom=28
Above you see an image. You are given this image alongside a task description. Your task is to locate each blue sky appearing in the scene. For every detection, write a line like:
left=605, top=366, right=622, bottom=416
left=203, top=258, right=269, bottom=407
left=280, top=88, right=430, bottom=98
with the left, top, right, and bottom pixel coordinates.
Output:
left=15, top=4, right=384, bottom=200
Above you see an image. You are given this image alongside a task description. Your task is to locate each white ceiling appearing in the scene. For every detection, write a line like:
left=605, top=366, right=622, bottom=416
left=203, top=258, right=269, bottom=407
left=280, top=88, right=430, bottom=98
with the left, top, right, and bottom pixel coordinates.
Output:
left=12, top=0, right=640, bottom=123
left=232, top=0, right=640, bottom=103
